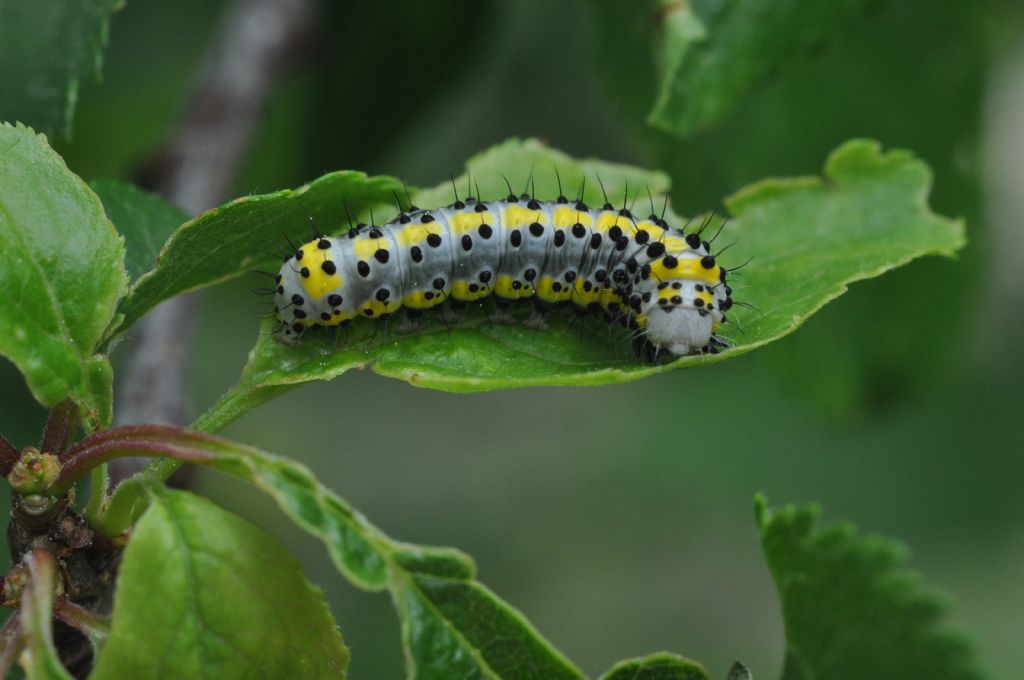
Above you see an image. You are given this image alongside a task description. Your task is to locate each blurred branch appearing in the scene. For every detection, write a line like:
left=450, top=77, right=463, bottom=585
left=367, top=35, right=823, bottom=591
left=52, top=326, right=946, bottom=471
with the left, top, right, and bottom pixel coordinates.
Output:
left=113, top=0, right=313, bottom=460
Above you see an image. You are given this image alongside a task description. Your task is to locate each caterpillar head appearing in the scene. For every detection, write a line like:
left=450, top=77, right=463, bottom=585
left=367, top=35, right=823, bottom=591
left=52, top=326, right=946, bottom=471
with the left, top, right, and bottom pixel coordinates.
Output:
left=643, top=305, right=714, bottom=356
left=640, top=278, right=727, bottom=357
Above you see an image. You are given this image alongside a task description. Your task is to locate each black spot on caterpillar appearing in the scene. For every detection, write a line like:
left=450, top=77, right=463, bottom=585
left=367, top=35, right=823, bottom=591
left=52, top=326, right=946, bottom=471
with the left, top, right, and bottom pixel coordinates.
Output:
left=273, top=192, right=734, bottom=361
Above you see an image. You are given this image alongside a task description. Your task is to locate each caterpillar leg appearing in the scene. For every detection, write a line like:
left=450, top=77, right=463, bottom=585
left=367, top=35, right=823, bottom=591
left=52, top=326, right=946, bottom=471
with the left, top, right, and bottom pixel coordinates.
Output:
left=275, top=321, right=305, bottom=347
left=524, top=299, right=551, bottom=330
left=710, top=333, right=731, bottom=349
left=489, top=300, right=516, bottom=325
left=631, top=335, right=695, bottom=363
left=330, top=322, right=351, bottom=349
left=524, top=310, right=549, bottom=330
left=394, top=309, right=424, bottom=334
left=437, top=300, right=465, bottom=326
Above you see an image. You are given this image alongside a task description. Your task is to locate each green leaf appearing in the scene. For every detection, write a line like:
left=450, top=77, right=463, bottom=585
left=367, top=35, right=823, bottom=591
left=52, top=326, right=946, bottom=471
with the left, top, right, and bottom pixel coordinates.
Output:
left=391, top=565, right=583, bottom=680
left=91, top=180, right=189, bottom=284
left=719, top=138, right=963, bottom=354
left=91, top=488, right=349, bottom=680
left=599, top=652, right=710, bottom=680
left=755, top=495, right=983, bottom=680
left=105, top=432, right=584, bottom=679
left=0, top=123, right=126, bottom=430
left=647, top=0, right=872, bottom=137
left=114, top=171, right=405, bottom=335
left=19, top=551, right=73, bottom=680
left=195, top=137, right=961, bottom=432
left=0, top=0, right=123, bottom=137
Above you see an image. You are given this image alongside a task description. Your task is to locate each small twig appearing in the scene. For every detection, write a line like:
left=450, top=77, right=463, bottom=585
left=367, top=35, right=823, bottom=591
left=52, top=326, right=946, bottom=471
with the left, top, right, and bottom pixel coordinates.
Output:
left=54, top=598, right=111, bottom=650
left=112, top=0, right=313, bottom=477
left=0, top=612, right=21, bottom=679
left=41, top=399, right=80, bottom=459
left=56, top=424, right=237, bottom=494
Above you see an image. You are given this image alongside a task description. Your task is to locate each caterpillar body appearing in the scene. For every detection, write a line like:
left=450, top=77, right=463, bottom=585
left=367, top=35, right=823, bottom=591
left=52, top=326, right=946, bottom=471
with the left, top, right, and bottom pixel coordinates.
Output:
left=273, top=191, right=733, bottom=361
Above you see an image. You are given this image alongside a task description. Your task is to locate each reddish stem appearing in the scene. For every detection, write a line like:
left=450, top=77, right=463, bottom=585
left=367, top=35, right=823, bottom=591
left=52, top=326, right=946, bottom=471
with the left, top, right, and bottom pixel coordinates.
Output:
left=64, top=424, right=222, bottom=454
left=0, top=434, right=19, bottom=477
left=55, top=439, right=216, bottom=494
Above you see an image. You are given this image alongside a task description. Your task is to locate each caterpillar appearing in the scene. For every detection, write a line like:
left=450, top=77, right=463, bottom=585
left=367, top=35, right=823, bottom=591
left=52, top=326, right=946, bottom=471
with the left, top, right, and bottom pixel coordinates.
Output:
left=272, top=186, right=734, bottom=361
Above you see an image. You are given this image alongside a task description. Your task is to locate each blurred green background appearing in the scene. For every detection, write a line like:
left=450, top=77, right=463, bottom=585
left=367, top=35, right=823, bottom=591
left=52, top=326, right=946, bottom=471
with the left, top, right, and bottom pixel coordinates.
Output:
left=2, top=0, right=1023, bottom=677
